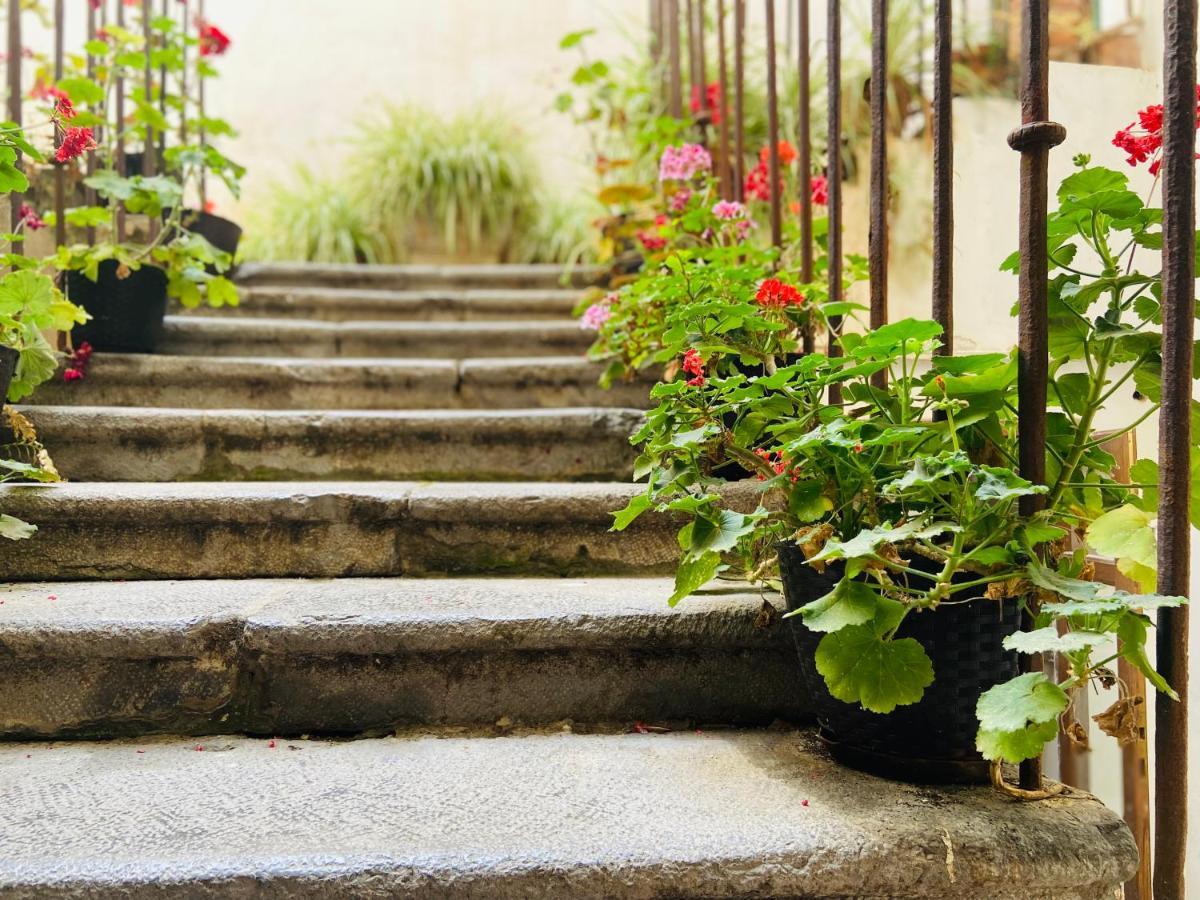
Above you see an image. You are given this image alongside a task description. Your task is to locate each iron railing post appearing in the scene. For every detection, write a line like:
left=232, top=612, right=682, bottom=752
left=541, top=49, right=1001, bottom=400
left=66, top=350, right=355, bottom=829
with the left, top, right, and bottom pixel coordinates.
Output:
left=116, top=0, right=127, bottom=240
left=1153, top=0, right=1196, bottom=895
left=868, top=0, right=889, bottom=350
left=931, top=0, right=952, bottom=353
left=717, top=0, right=731, bottom=199
left=53, top=0, right=65, bottom=248
left=825, top=0, right=843, bottom=397
left=668, top=0, right=683, bottom=118
left=7, top=0, right=22, bottom=232
left=1007, top=0, right=1065, bottom=794
left=765, top=0, right=781, bottom=249
left=733, top=0, right=745, bottom=201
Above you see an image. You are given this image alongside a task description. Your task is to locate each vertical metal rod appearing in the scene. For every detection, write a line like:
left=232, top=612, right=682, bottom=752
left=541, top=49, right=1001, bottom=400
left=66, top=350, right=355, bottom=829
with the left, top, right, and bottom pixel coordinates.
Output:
left=650, top=0, right=663, bottom=65
left=53, top=0, right=66, bottom=249
left=1154, top=0, right=1195, bottom=893
left=158, top=0, right=168, bottom=161
left=825, top=0, right=843, bottom=389
left=179, top=0, right=188, bottom=145
left=6, top=0, right=22, bottom=232
left=686, top=0, right=698, bottom=110
left=142, top=0, right=155, bottom=177
left=668, top=0, right=683, bottom=117
left=1007, top=0, right=1063, bottom=794
left=85, top=0, right=97, bottom=244
left=197, top=0, right=207, bottom=205
left=932, top=0, right=953, bottom=352
left=797, top=0, right=812, bottom=282
left=868, top=0, right=889, bottom=347
left=765, top=0, right=781, bottom=249
left=697, top=0, right=707, bottom=117
left=116, top=0, right=127, bottom=240
left=733, top=0, right=745, bottom=201
left=717, top=0, right=732, bottom=199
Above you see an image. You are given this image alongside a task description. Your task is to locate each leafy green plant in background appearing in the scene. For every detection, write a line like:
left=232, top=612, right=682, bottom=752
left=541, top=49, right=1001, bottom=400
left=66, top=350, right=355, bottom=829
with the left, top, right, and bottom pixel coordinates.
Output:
left=349, top=104, right=538, bottom=261
left=242, top=167, right=386, bottom=265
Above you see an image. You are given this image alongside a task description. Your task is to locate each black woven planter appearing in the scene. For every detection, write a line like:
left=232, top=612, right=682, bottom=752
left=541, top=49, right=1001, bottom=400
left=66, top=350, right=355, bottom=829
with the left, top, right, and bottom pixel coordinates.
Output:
left=0, top=344, right=18, bottom=403
left=777, top=541, right=1021, bottom=784
left=66, top=260, right=168, bottom=353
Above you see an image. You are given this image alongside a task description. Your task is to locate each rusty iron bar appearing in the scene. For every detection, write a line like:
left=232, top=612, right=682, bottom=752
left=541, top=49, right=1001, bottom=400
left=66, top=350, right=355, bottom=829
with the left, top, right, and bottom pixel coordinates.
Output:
left=931, top=0, right=952, bottom=353
left=717, top=0, right=732, bottom=199
left=53, top=0, right=65, bottom=249
left=650, top=0, right=663, bottom=65
left=765, top=0, right=781, bottom=249
left=85, top=0, right=97, bottom=243
left=825, top=0, right=843, bottom=398
left=142, top=0, right=155, bottom=177
left=696, top=0, right=707, bottom=116
left=6, top=0, right=21, bottom=232
left=116, top=0, right=127, bottom=240
left=796, top=0, right=812, bottom=278
left=179, top=0, right=188, bottom=144
left=733, top=0, right=745, bottom=201
left=868, top=0, right=888, bottom=351
left=1007, top=0, right=1064, bottom=794
left=1154, top=0, right=1196, bottom=893
left=667, top=0, right=683, bottom=118
left=686, top=0, right=698, bottom=110
left=197, top=0, right=207, bottom=205
left=158, top=0, right=168, bottom=161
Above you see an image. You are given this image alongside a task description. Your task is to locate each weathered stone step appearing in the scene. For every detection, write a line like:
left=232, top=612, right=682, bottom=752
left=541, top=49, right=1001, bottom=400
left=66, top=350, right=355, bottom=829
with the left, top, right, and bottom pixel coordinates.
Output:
left=20, top=406, right=641, bottom=482
left=159, top=316, right=592, bottom=359
left=189, top=287, right=583, bottom=322
left=0, top=482, right=673, bottom=580
left=0, top=730, right=1135, bottom=898
left=31, top=355, right=652, bottom=410
left=236, top=261, right=601, bottom=290
left=0, top=577, right=798, bottom=739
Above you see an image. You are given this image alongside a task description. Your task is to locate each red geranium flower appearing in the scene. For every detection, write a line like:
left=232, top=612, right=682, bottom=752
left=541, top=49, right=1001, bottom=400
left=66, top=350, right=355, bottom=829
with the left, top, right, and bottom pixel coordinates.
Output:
left=689, top=82, right=722, bottom=124
left=1112, top=86, right=1200, bottom=176
left=197, top=20, right=231, bottom=57
left=758, top=140, right=798, bottom=167
left=682, top=348, right=706, bottom=386
left=55, top=126, right=96, bottom=163
left=755, top=277, right=804, bottom=309
left=17, top=203, right=45, bottom=231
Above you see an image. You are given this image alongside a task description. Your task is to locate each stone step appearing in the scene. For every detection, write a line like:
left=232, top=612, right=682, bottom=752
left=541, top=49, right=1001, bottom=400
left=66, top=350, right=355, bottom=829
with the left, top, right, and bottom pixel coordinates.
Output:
left=31, top=355, right=652, bottom=410
left=0, top=730, right=1135, bottom=898
left=0, top=577, right=798, bottom=739
left=236, top=261, right=601, bottom=291
left=20, top=406, right=641, bottom=482
left=159, top=316, right=593, bottom=359
left=188, top=286, right=584, bottom=322
left=0, top=482, right=674, bottom=580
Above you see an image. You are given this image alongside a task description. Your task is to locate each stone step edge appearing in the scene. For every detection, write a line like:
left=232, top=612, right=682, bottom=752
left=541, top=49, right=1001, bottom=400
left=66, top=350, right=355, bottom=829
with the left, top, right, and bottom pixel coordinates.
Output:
left=0, top=730, right=1136, bottom=899
left=0, top=577, right=775, bottom=658
left=236, top=261, right=602, bottom=288
left=162, top=315, right=590, bottom=334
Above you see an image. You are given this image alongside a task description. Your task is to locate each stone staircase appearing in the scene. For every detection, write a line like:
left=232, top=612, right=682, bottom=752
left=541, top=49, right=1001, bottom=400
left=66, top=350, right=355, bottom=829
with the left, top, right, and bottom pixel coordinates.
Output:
left=0, top=263, right=1136, bottom=897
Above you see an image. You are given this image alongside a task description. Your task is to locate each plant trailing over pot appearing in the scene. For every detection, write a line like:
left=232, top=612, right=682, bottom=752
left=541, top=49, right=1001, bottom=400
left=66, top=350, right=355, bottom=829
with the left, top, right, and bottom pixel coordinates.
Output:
left=45, top=5, right=239, bottom=352
left=614, top=142, right=1189, bottom=788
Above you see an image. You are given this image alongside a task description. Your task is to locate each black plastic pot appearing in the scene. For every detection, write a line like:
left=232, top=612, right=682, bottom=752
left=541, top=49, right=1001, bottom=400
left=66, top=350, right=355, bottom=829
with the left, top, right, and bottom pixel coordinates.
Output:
left=66, top=260, right=168, bottom=353
left=0, top=344, right=18, bottom=403
left=777, top=541, right=1021, bottom=784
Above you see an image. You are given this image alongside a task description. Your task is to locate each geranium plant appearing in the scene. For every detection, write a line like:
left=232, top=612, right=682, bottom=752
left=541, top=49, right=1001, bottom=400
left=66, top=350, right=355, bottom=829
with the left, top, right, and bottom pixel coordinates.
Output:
left=615, top=133, right=1189, bottom=782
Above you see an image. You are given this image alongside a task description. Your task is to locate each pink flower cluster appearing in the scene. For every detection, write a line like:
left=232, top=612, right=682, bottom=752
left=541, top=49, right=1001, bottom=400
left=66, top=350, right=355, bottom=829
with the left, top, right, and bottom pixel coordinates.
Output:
left=712, top=200, right=748, bottom=221
left=659, top=143, right=712, bottom=182
left=668, top=188, right=692, bottom=213
left=580, top=294, right=616, bottom=331
left=17, top=203, right=45, bottom=231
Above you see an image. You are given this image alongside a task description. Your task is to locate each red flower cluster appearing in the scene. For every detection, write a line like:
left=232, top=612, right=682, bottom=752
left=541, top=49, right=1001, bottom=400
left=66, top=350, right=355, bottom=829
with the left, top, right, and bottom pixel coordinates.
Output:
left=63, top=342, right=93, bottom=384
left=1112, top=87, right=1200, bottom=176
left=690, top=82, right=722, bottom=124
left=17, top=203, right=45, bottom=231
left=753, top=448, right=800, bottom=482
left=744, top=142, right=798, bottom=202
left=810, top=174, right=828, bottom=206
left=755, top=277, right=804, bottom=309
left=682, top=348, right=706, bottom=386
left=760, top=140, right=798, bottom=167
left=198, top=20, right=231, bottom=57
left=56, top=126, right=96, bottom=163
left=639, top=231, right=667, bottom=252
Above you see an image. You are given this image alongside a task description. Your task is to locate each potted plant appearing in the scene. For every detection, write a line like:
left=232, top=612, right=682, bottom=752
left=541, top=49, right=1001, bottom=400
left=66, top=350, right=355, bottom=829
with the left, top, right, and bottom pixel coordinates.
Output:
left=614, top=135, right=1189, bottom=791
left=44, top=11, right=238, bottom=353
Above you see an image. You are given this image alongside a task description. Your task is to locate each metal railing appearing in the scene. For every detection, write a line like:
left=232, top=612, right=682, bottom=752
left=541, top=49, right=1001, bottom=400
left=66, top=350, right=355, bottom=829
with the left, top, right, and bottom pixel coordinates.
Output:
left=649, top=1, right=1193, bottom=896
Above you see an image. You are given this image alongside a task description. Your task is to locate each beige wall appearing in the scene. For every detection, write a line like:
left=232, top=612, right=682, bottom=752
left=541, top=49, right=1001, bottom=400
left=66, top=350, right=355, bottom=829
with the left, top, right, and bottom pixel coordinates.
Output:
left=204, top=0, right=647, bottom=218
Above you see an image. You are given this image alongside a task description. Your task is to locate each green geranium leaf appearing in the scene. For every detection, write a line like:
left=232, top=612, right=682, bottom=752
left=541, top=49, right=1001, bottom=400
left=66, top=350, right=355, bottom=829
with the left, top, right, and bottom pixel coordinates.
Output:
left=611, top=493, right=651, bottom=531
left=814, top=625, right=934, bottom=713
left=976, top=671, right=1069, bottom=733
left=1118, top=613, right=1178, bottom=700
left=797, top=579, right=881, bottom=633
left=809, top=519, right=957, bottom=563
left=0, top=513, right=36, bottom=541
left=1086, top=504, right=1157, bottom=591
left=689, top=509, right=758, bottom=555
left=1003, top=626, right=1109, bottom=654
left=669, top=551, right=724, bottom=606
left=974, top=466, right=1045, bottom=503
left=977, top=719, right=1059, bottom=764
left=788, top=477, right=832, bottom=521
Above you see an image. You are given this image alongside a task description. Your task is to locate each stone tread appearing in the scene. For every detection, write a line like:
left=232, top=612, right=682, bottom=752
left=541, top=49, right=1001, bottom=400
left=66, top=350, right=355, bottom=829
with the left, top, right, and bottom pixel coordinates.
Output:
left=0, top=730, right=1135, bottom=899
left=159, top=316, right=593, bottom=359
left=188, top=287, right=585, bottom=321
left=29, top=354, right=653, bottom=410
left=0, top=577, right=804, bottom=737
left=0, top=481, right=677, bottom=579
left=235, top=262, right=601, bottom=290
left=18, top=406, right=643, bottom=481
